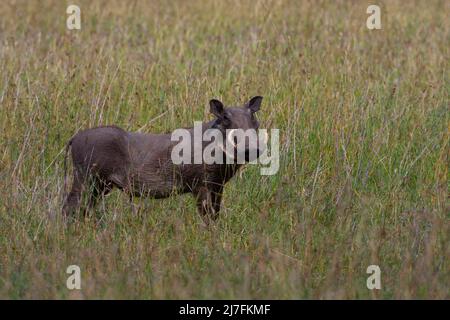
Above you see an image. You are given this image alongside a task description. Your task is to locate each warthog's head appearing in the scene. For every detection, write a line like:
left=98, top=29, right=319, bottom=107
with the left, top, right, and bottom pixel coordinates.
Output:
left=210, top=96, right=267, bottom=162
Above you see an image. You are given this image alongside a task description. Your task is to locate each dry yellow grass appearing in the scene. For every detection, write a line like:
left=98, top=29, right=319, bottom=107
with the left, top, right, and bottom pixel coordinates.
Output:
left=0, top=0, right=448, bottom=298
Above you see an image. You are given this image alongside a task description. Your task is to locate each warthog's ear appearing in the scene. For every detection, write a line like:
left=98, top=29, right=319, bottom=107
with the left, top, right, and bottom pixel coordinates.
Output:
left=246, top=96, right=263, bottom=113
left=210, top=99, right=224, bottom=118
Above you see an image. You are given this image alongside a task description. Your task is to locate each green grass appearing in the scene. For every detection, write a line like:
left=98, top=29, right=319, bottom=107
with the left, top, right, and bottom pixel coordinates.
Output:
left=0, top=0, right=448, bottom=299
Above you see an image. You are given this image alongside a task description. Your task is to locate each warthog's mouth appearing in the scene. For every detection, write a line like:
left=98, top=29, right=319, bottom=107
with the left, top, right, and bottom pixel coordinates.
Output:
left=218, top=129, right=268, bottom=162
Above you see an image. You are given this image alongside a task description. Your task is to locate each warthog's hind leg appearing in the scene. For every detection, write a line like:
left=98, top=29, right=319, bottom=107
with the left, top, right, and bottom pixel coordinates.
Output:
left=86, top=178, right=113, bottom=214
left=62, top=169, right=113, bottom=220
left=62, top=169, right=84, bottom=219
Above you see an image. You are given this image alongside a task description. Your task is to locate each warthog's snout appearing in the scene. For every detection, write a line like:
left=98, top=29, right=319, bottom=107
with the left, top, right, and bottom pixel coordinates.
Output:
left=221, top=128, right=268, bottom=163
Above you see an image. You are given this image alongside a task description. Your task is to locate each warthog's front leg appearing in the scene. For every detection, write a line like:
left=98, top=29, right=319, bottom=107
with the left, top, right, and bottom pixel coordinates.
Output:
left=194, top=185, right=223, bottom=224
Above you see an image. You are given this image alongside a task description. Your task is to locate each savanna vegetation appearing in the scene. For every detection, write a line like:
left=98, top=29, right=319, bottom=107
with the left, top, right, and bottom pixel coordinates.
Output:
left=0, top=0, right=448, bottom=299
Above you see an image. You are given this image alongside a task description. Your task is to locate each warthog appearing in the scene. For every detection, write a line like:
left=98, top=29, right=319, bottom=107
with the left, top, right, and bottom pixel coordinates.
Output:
left=62, top=96, right=264, bottom=223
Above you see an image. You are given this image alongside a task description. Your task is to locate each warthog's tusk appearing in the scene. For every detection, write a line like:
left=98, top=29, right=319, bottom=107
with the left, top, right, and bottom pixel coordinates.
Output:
left=217, top=129, right=236, bottom=159
left=218, top=129, right=266, bottom=159
left=227, top=129, right=237, bottom=148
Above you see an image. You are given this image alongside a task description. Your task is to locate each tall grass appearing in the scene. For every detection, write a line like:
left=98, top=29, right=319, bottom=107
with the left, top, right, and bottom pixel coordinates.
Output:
left=0, top=0, right=448, bottom=299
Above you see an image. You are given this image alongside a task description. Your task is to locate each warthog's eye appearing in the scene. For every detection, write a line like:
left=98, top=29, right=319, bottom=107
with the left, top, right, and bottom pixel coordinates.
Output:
left=222, top=113, right=231, bottom=127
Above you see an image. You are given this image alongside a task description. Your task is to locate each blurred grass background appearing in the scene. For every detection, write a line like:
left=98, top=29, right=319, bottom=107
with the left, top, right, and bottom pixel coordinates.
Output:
left=0, top=0, right=448, bottom=298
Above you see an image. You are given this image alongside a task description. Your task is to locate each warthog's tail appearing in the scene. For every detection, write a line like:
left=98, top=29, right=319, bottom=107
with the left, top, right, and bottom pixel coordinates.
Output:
left=62, top=138, right=73, bottom=206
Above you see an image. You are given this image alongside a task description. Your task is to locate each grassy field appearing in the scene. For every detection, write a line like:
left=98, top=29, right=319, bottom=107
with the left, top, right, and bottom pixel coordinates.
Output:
left=0, top=0, right=448, bottom=299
